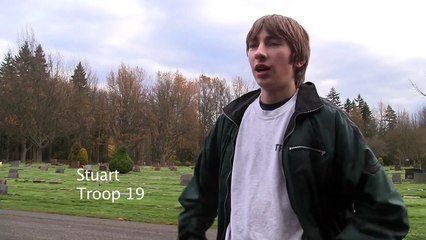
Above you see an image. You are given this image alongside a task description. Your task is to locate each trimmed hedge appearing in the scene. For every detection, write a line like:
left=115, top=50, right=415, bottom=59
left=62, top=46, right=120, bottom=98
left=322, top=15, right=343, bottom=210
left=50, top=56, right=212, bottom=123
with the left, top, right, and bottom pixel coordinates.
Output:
left=109, top=146, right=133, bottom=173
left=68, top=143, right=81, bottom=164
left=78, top=147, right=88, bottom=165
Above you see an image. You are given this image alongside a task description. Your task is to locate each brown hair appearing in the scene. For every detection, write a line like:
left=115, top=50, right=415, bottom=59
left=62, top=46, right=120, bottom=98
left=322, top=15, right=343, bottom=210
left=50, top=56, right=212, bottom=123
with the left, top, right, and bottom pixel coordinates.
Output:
left=246, top=14, right=310, bottom=87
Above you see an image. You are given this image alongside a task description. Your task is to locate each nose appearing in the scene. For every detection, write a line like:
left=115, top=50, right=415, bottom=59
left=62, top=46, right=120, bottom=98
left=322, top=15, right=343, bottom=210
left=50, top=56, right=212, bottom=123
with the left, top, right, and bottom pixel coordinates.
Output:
left=254, top=43, right=267, bottom=60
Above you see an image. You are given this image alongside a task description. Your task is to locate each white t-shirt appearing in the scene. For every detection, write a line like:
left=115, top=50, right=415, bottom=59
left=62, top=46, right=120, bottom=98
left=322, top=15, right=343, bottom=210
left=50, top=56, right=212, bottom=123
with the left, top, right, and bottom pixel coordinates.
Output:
left=225, top=92, right=303, bottom=240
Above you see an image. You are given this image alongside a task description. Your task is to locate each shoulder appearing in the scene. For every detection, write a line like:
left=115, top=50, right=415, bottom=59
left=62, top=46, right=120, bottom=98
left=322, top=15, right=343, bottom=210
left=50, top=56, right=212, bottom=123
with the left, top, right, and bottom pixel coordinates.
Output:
left=320, top=97, right=347, bottom=116
left=318, top=97, right=365, bottom=140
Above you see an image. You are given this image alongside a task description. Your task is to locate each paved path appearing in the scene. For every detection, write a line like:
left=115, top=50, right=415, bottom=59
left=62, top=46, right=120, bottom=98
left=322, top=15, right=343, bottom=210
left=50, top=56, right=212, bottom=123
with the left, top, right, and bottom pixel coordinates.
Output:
left=0, top=209, right=217, bottom=240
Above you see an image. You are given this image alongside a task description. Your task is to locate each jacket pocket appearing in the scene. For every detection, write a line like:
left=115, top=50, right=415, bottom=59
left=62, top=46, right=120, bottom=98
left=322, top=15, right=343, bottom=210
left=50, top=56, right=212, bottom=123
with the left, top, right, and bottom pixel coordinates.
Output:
left=288, top=145, right=326, bottom=156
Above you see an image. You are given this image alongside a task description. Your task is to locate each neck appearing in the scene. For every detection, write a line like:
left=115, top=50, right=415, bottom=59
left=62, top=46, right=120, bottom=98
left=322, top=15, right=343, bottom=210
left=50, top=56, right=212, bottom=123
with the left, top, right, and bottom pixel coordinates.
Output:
left=260, top=85, right=297, bottom=104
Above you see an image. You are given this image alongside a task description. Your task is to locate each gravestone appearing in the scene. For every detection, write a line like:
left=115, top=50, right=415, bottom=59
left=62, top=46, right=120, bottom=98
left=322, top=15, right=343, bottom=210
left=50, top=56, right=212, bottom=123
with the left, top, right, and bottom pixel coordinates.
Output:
left=84, top=165, right=93, bottom=175
left=56, top=166, right=65, bottom=173
left=154, top=162, right=161, bottom=171
left=99, top=163, right=108, bottom=171
left=180, top=174, right=193, bottom=186
left=70, top=161, right=80, bottom=168
left=169, top=166, right=177, bottom=171
left=394, top=165, right=401, bottom=171
left=133, top=165, right=141, bottom=172
left=48, top=180, right=62, bottom=184
left=33, top=179, right=46, bottom=183
left=403, top=159, right=411, bottom=167
left=414, top=173, right=426, bottom=184
left=8, top=169, right=19, bottom=178
left=50, top=159, right=58, bottom=165
left=84, top=165, right=93, bottom=170
left=405, top=168, right=423, bottom=180
left=0, top=179, right=7, bottom=195
left=11, top=160, right=20, bottom=168
left=392, top=173, right=402, bottom=184
left=39, top=164, right=49, bottom=171
left=0, top=162, right=2, bottom=167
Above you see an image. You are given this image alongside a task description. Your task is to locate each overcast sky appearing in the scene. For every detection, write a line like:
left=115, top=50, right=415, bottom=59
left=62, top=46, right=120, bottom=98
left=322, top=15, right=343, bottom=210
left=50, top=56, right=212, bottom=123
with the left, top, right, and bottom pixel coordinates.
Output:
left=1, top=0, right=425, bottom=114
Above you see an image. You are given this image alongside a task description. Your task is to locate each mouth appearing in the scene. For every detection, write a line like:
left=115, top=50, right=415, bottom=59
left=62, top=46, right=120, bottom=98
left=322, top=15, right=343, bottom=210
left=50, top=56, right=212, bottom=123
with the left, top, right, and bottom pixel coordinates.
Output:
left=254, top=64, right=271, bottom=72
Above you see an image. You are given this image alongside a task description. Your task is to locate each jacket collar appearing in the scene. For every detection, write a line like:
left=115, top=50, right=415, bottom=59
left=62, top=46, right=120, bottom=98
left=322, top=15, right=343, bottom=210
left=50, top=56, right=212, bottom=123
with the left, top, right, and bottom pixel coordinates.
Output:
left=223, top=82, right=323, bottom=126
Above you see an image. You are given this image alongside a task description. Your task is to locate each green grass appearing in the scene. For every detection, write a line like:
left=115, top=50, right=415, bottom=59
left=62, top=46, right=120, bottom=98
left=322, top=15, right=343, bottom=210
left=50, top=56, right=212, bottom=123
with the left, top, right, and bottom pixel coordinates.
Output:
left=384, top=167, right=426, bottom=240
left=0, top=163, right=192, bottom=224
left=0, top=164, right=425, bottom=239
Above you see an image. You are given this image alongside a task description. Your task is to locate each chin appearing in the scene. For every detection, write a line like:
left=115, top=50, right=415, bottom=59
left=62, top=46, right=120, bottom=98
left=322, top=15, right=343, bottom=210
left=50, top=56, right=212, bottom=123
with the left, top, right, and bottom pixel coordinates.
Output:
left=256, top=81, right=276, bottom=91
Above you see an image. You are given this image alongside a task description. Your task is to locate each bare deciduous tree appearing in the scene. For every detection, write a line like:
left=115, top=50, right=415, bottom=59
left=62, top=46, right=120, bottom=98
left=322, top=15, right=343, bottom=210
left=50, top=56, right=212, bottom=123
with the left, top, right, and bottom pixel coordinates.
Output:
left=107, top=63, right=146, bottom=154
left=146, top=71, right=198, bottom=164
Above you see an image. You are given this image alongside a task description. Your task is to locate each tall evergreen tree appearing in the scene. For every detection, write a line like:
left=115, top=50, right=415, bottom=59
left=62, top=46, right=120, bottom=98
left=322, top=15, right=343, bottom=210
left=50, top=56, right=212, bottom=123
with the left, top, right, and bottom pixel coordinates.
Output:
left=343, top=98, right=352, bottom=113
left=33, top=44, right=49, bottom=83
left=14, top=41, right=33, bottom=85
left=354, top=94, right=372, bottom=122
left=384, top=105, right=397, bottom=131
left=0, top=51, right=15, bottom=81
left=11, top=41, right=35, bottom=162
left=8, top=40, right=60, bottom=162
left=353, top=94, right=376, bottom=137
left=70, top=61, right=88, bottom=90
left=0, top=51, right=16, bottom=162
left=326, top=87, right=342, bottom=108
left=68, top=61, right=93, bottom=147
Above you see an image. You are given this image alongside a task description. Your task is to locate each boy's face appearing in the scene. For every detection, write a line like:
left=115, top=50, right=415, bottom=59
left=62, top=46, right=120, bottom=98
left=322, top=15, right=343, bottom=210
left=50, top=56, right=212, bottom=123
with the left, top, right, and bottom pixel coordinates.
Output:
left=247, top=29, right=297, bottom=93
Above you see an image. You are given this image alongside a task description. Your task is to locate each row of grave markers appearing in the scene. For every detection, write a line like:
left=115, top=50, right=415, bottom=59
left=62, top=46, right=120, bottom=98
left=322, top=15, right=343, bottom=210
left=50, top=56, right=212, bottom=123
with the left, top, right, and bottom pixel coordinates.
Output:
left=0, top=161, right=195, bottom=196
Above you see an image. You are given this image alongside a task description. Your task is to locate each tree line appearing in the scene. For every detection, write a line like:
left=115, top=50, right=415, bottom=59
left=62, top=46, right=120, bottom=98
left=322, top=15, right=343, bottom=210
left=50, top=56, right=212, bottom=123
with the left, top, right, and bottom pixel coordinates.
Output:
left=0, top=38, right=252, bottom=165
left=326, top=87, right=426, bottom=168
left=0, top=37, right=424, bottom=167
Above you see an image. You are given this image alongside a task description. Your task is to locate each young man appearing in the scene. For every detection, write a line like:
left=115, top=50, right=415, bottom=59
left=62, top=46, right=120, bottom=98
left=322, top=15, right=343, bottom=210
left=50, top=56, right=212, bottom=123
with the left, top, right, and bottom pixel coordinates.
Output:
left=178, top=14, right=409, bottom=240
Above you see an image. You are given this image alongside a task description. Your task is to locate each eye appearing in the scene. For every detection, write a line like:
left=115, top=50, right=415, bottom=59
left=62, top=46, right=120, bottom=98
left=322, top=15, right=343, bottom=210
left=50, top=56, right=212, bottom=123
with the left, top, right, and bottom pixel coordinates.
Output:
left=248, top=41, right=259, bottom=49
left=267, top=40, right=283, bottom=47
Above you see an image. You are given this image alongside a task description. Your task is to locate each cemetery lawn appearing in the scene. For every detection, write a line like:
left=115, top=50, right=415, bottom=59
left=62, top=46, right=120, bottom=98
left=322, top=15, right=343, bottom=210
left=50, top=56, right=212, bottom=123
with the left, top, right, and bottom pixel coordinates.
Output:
left=0, top=164, right=192, bottom=225
left=0, top=165, right=425, bottom=239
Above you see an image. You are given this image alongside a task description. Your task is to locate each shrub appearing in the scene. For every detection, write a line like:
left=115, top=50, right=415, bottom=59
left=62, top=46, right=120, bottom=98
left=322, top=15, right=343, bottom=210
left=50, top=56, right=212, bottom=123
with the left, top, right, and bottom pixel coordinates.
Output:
left=78, top=147, right=89, bottom=165
left=109, top=146, right=133, bottom=174
left=68, top=143, right=82, bottom=164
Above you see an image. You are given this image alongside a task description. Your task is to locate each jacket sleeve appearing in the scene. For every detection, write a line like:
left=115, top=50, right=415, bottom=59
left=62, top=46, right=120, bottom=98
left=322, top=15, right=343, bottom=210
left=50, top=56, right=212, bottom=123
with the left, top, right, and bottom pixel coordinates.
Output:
left=178, top=116, right=222, bottom=239
left=334, top=111, right=409, bottom=240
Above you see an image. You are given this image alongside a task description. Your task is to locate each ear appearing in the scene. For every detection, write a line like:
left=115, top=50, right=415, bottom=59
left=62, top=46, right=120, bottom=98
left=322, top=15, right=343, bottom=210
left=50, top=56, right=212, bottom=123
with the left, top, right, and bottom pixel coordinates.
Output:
left=294, top=60, right=306, bottom=68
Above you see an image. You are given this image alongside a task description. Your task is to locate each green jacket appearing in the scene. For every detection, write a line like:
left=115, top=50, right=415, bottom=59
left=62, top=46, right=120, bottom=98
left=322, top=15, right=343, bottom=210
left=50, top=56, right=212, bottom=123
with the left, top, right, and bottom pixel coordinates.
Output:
left=178, top=82, right=409, bottom=240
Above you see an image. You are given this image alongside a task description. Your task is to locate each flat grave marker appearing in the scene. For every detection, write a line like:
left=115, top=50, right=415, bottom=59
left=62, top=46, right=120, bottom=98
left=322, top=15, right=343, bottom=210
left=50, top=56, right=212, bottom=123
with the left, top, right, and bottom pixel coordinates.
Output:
left=56, top=166, right=65, bottom=173
left=405, top=168, right=423, bottom=180
left=99, top=163, right=108, bottom=171
left=0, top=179, right=7, bottom=195
left=392, top=173, right=402, bottom=184
left=39, top=164, right=49, bottom=171
left=8, top=168, right=19, bottom=178
left=11, top=160, right=20, bottom=168
left=414, top=173, right=426, bottom=184
left=180, top=174, right=193, bottom=186
left=133, top=165, right=141, bottom=172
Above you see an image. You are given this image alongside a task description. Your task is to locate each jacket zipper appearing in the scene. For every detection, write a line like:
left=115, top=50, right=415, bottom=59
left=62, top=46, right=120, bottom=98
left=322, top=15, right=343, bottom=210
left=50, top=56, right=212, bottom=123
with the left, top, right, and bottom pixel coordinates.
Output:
left=288, top=146, right=326, bottom=156
left=282, top=106, right=323, bottom=145
left=222, top=112, right=239, bottom=240
left=281, top=105, right=323, bottom=231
